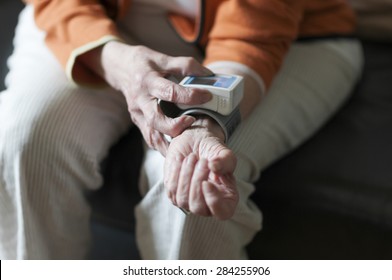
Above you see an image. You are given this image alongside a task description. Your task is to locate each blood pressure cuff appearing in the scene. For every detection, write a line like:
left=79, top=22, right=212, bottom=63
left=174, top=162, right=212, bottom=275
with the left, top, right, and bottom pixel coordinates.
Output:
left=159, top=100, right=241, bottom=143
left=181, top=107, right=241, bottom=143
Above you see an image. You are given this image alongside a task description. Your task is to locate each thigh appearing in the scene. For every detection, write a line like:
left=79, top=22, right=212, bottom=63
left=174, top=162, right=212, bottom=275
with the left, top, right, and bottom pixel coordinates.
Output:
left=1, top=6, right=131, bottom=164
left=0, top=6, right=132, bottom=259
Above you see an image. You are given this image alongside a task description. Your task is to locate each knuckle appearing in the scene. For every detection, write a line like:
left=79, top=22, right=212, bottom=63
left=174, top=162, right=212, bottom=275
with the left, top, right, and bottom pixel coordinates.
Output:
left=133, top=72, right=145, bottom=85
left=129, top=109, right=141, bottom=124
left=161, top=83, right=177, bottom=102
left=130, top=114, right=137, bottom=124
left=128, top=103, right=138, bottom=115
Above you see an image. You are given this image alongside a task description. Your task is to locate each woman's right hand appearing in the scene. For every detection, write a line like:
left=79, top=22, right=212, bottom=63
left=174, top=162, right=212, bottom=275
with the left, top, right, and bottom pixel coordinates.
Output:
left=82, top=41, right=213, bottom=155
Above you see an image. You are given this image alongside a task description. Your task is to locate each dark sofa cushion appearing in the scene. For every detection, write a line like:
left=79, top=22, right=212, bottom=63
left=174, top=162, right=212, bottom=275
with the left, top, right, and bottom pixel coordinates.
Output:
left=253, top=41, right=392, bottom=229
left=247, top=41, right=392, bottom=259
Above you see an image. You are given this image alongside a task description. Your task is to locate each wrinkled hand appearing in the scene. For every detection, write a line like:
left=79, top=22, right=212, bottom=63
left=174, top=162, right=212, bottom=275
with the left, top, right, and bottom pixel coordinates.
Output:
left=99, top=41, right=213, bottom=155
left=164, top=117, right=239, bottom=220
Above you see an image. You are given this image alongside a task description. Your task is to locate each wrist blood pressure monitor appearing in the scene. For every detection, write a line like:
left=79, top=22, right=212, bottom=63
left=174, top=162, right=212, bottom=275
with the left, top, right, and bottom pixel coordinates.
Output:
left=159, top=74, right=244, bottom=143
left=161, top=74, right=244, bottom=215
left=178, top=74, right=244, bottom=115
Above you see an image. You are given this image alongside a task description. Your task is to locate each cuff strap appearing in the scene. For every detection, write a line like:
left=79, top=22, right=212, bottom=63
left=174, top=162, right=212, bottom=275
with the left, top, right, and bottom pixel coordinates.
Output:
left=181, top=107, right=241, bottom=143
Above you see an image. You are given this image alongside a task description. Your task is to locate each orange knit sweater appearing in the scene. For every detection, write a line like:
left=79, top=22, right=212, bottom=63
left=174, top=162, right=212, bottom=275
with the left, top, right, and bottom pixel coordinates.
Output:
left=24, top=0, right=356, bottom=88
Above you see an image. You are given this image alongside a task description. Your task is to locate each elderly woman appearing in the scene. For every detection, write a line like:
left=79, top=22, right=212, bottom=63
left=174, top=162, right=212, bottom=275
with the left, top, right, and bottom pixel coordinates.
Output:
left=0, top=0, right=362, bottom=259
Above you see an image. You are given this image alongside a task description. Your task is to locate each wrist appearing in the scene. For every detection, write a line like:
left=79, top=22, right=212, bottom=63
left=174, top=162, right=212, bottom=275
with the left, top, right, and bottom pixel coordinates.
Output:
left=187, top=116, right=225, bottom=142
left=181, top=106, right=241, bottom=143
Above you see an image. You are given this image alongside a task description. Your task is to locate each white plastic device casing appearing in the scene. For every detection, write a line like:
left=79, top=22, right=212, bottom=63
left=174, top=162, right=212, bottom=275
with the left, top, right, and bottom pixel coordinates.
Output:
left=178, top=74, right=244, bottom=115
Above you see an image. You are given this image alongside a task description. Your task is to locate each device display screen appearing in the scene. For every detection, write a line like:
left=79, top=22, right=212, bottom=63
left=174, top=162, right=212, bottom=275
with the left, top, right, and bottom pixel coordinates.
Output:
left=185, top=76, right=236, bottom=89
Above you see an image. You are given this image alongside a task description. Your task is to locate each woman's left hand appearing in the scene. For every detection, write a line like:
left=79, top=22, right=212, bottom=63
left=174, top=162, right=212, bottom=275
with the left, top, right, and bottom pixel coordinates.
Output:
left=163, top=117, right=239, bottom=220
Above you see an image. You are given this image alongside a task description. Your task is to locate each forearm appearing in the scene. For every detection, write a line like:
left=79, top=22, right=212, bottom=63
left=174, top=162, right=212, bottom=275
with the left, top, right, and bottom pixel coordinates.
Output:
left=77, top=40, right=124, bottom=90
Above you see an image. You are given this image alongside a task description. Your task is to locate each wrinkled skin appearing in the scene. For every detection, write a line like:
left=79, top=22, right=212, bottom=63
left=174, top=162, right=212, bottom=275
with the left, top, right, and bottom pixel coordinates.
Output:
left=164, top=118, right=239, bottom=220
left=83, top=41, right=239, bottom=219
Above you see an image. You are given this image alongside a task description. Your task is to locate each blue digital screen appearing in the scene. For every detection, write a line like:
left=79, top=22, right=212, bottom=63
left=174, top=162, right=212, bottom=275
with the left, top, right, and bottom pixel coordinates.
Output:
left=185, top=76, right=236, bottom=89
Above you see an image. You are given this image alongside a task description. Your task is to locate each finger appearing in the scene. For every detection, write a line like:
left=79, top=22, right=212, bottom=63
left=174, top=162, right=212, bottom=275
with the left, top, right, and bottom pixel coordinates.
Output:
left=147, top=76, right=212, bottom=105
left=153, top=112, right=196, bottom=138
left=145, top=100, right=196, bottom=137
left=139, top=121, right=169, bottom=155
left=153, top=131, right=169, bottom=157
left=176, top=153, right=198, bottom=210
left=164, top=153, right=185, bottom=205
left=209, top=148, right=237, bottom=174
left=163, top=56, right=214, bottom=77
left=189, top=158, right=211, bottom=216
left=208, top=173, right=238, bottom=201
left=202, top=176, right=239, bottom=220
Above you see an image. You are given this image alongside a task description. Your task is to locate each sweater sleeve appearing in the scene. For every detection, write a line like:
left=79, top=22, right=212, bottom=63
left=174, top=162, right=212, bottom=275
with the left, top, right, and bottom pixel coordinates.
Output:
left=25, top=0, right=122, bottom=85
left=203, top=0, right=305, bottom=90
